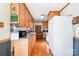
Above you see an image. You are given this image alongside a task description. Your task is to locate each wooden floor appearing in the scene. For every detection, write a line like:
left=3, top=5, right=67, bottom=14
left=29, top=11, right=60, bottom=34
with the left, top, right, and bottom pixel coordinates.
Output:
left=30, top=40, right=53, bottom=56
left=28, top=32, right=53, bottom=56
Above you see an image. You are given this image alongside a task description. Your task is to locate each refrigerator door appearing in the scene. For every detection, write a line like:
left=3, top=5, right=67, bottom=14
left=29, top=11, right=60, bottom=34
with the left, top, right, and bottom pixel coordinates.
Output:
left=48, top=18, right=54, bottom=54
left=48, top=16, right=73, bottom=56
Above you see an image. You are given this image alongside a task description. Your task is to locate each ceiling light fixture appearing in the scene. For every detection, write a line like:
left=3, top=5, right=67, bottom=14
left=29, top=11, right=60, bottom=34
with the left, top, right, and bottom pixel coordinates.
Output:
left=40, top=14, right=45, bottom=19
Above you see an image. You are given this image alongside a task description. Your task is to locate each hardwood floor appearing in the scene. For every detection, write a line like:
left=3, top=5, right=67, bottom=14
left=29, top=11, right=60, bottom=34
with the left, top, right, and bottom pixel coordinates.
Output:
left=11, top=32, right=53, bottom=56
left=30, top=40, right=53, bottom=56
left=29, top=32, right=53, bottom=56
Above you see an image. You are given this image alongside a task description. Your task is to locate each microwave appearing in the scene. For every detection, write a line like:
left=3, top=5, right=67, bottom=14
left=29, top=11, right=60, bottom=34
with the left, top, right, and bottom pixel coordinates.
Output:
left=19, top=31, right=26, bottom=38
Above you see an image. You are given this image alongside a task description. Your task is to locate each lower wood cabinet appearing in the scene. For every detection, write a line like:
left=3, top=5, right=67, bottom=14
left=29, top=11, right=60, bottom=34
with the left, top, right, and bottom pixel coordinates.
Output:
left=11, top=33, right=36, bottom=56
left=11, top=39, right=28, bottom=56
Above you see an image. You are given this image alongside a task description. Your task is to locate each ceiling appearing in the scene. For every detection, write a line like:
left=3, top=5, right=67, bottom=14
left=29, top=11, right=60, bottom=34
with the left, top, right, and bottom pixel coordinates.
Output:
left=26, top=3, right=67, bottom=21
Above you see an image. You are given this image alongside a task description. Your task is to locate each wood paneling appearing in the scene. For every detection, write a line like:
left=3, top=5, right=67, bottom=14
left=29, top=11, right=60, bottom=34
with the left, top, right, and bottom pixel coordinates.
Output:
left=48, top=11, right=60, bottom=20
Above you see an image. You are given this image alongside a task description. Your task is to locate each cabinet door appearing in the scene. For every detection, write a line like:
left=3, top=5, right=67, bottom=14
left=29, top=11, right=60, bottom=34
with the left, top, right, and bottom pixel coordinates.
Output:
left=42, top=21, right=48, bottom=29
left=13, top=40, right=28, bottom=56
left=28, top=13, right=30, bottom=28
left=19, top=4, right=26, bottom=27
left=29, top=14, right=31, bottom=28
left=25, top=9, right=29, bottom=28
left=30, top=17, right=33, bottom=28
left=10, top=3, right=19, bottom=22
left=28, top=13, right=33, bottom=28
left=10, top=3, right=19, bottom=16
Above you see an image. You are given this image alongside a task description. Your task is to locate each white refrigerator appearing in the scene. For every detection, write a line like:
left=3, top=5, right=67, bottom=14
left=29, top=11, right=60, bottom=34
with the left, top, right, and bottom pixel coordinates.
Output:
left=48, top=16, right=73, bottom=56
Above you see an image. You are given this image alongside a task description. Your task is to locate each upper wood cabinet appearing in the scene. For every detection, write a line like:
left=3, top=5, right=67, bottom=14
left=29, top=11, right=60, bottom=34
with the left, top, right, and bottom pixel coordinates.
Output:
left=42, top=21, right=48, bottom=29
left=25, top=8, right=29, bottom=28
left=29, top=14, right=32, bottom=28
left=27, top=10, right=34, bottom=29
left=10, top=3, right=34, bottom=28
left=10, top=3, right=19, bottom=22
left=73, top=16, right=79, bottom=24
left=48, top=11, right=60, bottom=20
left=19, top=4, right=26, bottom=27
left=10, top=3, right=19, bottom=16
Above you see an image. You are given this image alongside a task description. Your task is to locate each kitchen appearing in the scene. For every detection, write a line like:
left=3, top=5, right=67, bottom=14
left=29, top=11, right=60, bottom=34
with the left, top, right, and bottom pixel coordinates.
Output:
left=0, top=3, right=79, bottom=56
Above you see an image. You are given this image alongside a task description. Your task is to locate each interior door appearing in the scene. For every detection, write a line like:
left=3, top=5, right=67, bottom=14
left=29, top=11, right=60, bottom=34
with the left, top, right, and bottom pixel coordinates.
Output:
left=35, top=25, right=41, bottom=32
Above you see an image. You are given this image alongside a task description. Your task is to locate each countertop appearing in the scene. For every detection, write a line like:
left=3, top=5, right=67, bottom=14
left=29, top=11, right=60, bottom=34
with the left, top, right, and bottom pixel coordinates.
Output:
left=73, top=37, right=79, bottom=40
left=20, top=32, right=35, bottom=38
left=11, top=32, right=36, bottom=41
left=0, top=39, right=10, bottom=44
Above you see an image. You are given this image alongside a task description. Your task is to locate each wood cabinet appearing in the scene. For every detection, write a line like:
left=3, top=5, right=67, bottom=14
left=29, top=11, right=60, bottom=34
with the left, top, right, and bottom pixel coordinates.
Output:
left=25, top=8, right=29, bottom=28
left=42, top=21, right=48, bottom=29
left=11, top=39, right=28, bottom=56
left=11, top=33, right=36, bottom=56
left=0, top=22, right=4, bottom=28
left=73, top=16, right=79, bottom=24
left=28, top=13, right=34, bottom=28
left=10, top=3, right=34, bottom=28
left=10, top=3, right=19, bottom=22
left=19, top=4, right=26, bottom=27
left=10, top=3, right=19, bottom=17
left=48, top=11, right=60, bottom=20
left=23, top=4, right=34, bottom=29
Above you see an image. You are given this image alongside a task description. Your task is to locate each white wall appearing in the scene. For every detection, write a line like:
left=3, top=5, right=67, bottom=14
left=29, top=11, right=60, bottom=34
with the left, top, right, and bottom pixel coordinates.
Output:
left=34, top=21, right=42, bottom=25
left=0, top=3, right=10, bottom=40
left=61, top=3, right=79, bottom=16
left=61, top=3, right=79, bottom=38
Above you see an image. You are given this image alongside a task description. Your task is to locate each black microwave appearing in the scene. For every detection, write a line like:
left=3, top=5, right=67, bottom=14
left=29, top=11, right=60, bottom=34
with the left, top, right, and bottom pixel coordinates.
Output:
left=19, top=31, right=26, bottom=38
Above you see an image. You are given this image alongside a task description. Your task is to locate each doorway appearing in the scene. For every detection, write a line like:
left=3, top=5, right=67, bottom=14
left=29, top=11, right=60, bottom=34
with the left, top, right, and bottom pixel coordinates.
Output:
left=35, top=25, right=41, bottom=32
